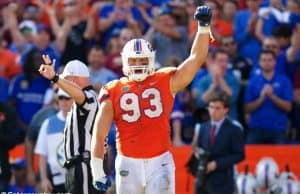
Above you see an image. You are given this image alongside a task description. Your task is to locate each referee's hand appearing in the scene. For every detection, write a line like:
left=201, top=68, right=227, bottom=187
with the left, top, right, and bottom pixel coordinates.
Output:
left=39, top=54, right=56, bottom=80
left=93, top=177, right=111, bottom=191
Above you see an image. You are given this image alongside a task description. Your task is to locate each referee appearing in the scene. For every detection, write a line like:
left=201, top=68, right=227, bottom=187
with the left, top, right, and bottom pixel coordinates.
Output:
left=38, top=55, right=103, bottom=194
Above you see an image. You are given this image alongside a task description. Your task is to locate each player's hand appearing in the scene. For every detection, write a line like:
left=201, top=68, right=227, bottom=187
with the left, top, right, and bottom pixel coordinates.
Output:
left=93, top=176, right=111, bottom=191
left=91, top=157, right=111, bottom=191
left=194, top=5, right=212, bottom=27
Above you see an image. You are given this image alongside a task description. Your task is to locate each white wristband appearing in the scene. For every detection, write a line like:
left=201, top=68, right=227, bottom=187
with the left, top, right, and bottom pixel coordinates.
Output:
left=90, top=157, right=106, bottom=180
left=197, top=26, right=211, bottom=34
left=197, top=26, right=215, bottom=41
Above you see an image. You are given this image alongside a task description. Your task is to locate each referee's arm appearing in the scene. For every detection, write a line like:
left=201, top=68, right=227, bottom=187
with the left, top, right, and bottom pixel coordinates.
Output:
left=52, top=77, right=86, bottom=105
left=39, top=55, right=86, bottom=105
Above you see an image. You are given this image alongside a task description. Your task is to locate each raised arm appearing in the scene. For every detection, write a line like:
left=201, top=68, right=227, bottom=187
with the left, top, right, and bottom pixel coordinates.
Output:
left=54, top=19, right=72, bottom=53
left=3, top=6, right=27, bottom=51
left=98, top=4, right=119, bottom=32
left=84, top=2, right=103, bottom=40
left=171, top=6, right=212, bottom=94
left=36, top=1, right=61, bottom=38
left=37, top=0, right=72, bottom=53
left=255, top=16, right=265, bottom=43
left=287, top=25, right=300, bottom=63
left=45, top=5, right=62, bottom=38
left=38, top=55, right=86, bottom=105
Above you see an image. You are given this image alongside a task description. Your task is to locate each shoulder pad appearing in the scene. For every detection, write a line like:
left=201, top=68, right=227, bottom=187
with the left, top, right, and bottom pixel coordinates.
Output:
left=104, top=79, right=120, bottom=90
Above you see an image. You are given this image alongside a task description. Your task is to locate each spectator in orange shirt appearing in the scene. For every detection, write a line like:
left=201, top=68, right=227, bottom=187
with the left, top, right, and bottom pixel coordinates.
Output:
left=186, top=0, right=198, bottom=44
left=221, top=0, right=238, bottom=33
left=187, top=0, right=234, bottom=43
left=0, top=35, right=20, bottom=80
left=205, top=0, right=233, bottom=47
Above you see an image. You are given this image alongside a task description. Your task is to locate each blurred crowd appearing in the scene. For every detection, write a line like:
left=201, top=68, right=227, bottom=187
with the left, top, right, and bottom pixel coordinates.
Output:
left=0, top=0, right=299, bottom=193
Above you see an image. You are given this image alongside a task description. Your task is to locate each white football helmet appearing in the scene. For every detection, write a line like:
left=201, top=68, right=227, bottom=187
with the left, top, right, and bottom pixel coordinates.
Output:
left=121, top=38, right=156, bottom=82
left=276, top=166, right=300, bottom=194
left=236, top=173, right=258, bottom=194
left=279, top=165, right=298, bottom=182
left=279, top=171, right=298, bottom=184
left=255, top=157, right=279, bottom=189
left=280, top=180, right=300, bottom=194
left=270, top=180, right=300, bottom=194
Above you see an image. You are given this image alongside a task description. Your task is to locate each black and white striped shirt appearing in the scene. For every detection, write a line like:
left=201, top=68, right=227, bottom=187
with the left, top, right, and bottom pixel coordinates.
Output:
left=64, top=86, right=99, bottom=160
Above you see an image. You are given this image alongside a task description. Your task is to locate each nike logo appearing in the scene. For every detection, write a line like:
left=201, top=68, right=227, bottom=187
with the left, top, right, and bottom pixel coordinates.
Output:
left=161, top=163, right=168, bottom=167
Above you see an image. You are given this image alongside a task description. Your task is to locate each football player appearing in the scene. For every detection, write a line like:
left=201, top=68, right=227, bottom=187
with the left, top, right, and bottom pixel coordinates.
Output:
left=90, top=5, right=213, bottom=194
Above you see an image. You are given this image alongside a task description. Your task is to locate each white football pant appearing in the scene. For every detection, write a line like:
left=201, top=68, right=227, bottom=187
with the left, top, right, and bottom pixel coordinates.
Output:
left=115, top=151, right=175, bottom=194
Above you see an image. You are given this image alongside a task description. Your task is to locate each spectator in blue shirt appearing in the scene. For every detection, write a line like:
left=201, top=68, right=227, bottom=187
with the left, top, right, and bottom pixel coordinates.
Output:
left=20, top=24, right=61, bottom=71
left=244, top=50, right=293, bottom=144
left=250, top=35, right=300, bottom=81
left=255, top=0, right=284, bottom=42
left=0, top=77, right=9, bottom=103
left=8, top=158, right=36, bottom=193
left=3, top=7, right=60, bottom=70
left=9, top=49, right=49, bottom=138
left=147, top=0, right=170, bottom=6
left=234, top=0, right=262, bottom=65
left=143, top=5, right=189, bottom=66
left=171, top=88, right=196, bottom=147
left=260, top=0, right=287, bottom=7
left=220, top=35, right=252, bottom=126
left=98, top=0, right=143, bottom=48
left=88, top=46, right=118, bottom=93
left=192, top=49, right=241, bottom=120
left=272, top=24, right=293, bottom=52
left=284, top=0, right=300, bottom=30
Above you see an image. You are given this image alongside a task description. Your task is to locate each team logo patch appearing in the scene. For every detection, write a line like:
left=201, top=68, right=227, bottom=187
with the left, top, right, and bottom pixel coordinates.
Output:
left=21, top=80, right=29, bottom=89
left=122, top=86, right=130, bottom=93
left=120, top=170, right=129, bottom=177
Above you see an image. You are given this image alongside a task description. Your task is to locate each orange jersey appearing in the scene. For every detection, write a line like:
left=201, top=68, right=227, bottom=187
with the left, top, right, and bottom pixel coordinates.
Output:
left=0, top=49, right=20, bottom=80
left=99, top=68, right=176, bottom=158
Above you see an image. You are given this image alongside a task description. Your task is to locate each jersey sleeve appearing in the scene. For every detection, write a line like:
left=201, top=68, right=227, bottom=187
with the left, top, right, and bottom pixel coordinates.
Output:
left=98, top=80, right=119, bottom=103
left=98, top=86, right=110, bottom=103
